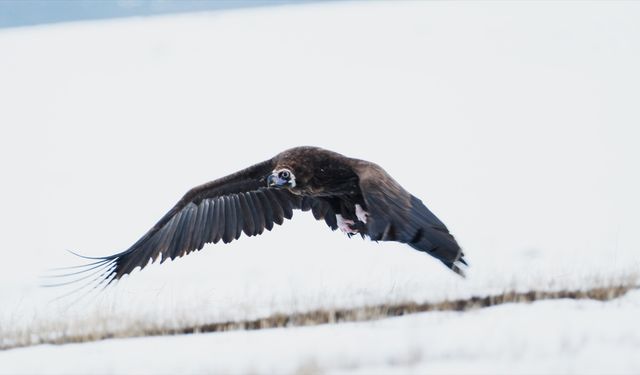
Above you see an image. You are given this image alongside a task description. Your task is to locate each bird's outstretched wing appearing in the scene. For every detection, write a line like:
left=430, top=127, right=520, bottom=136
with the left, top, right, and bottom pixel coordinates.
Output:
left=300, top=196, right=339, bottom=231
left=54, top=159, right=334, bottom=290
left=352, top=161, right=467, bottom=275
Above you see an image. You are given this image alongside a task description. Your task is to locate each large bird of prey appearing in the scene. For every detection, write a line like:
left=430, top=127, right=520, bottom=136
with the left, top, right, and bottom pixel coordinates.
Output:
left=63, top=146, right=467, bottom=289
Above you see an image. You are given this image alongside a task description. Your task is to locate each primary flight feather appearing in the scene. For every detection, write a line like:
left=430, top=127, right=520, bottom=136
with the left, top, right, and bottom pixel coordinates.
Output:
left=62, top=146, right=467, bottom=289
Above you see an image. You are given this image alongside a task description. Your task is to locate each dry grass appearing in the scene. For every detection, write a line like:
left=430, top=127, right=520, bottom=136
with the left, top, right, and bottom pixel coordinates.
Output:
left=1, top=282, right=636, bottom=352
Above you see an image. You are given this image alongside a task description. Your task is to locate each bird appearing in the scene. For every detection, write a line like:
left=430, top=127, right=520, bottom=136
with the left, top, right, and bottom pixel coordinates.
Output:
left=56, top=146, right=467, bottom=290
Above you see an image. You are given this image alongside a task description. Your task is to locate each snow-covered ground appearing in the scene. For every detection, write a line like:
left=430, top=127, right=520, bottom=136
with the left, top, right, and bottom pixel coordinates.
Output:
left=2, top=291, right=640, bottom=375
left=1, top=1, right=639, bottom=373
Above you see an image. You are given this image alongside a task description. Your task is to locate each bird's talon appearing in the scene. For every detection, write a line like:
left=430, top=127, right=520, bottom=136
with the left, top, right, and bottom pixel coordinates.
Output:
left=337, top=214, right=358, bottom=234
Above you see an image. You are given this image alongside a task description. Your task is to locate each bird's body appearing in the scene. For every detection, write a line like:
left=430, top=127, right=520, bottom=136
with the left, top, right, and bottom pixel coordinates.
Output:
left=63, top=146, right=466, bottom=289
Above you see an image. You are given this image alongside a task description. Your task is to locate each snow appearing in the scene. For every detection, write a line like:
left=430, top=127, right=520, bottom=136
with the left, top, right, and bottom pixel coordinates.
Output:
left=1, top=0, right=640, bottom=373
left=2, top=290, right=640, bottom=374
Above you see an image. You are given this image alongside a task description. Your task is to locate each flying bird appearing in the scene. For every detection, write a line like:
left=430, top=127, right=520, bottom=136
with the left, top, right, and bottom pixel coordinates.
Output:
left=59, top=146, right=466, bottom=290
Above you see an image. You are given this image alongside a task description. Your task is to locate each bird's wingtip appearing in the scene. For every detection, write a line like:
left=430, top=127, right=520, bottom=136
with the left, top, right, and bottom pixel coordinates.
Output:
left=451, top=250, right=469, bottom=278
left=66, top=249, right=104, bottom=260
left=451, top=263, right=467, bottom=278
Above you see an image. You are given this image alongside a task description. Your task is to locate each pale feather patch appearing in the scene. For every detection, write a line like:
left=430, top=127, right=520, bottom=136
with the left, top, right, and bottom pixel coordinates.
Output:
left=355, top=204, right=369, bottom=224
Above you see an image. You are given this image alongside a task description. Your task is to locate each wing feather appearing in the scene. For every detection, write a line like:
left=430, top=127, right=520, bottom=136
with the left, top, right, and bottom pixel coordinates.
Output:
left=255, top=190, right=275, bottom=231
left=300, top=197, right=313, bottom=211
left=195, top=199, right=211, bottom=250
left=246, top=192, right=265, bottom=235
left=324, top=212, right=338, bottom=230
left=351, top=161, right=467, bottom=275
left=237, top=193, right=255, bottom=237
left=156, top=209, right=182, bottom=257
left=264, top=189, right=285, bottom=225
left=164, top=205, right=183, bottom=261
left=201, top=199, right=216, bottom=246
left=171, top=203, right=195, bottom=261
left=223, top=195, right=237, bottom=244
left=310, top=199, right=329, bottom=220
left=190, top=199, right=207, bottom=251
left=212, top=197, right=224, bottom=244
left=232, top=195, right=244, bottom=240
left=274, top=190, right=294, bottom=220
left=182, top=203, right=200, bottom=257
left=62, top=159, right=313, bottom=286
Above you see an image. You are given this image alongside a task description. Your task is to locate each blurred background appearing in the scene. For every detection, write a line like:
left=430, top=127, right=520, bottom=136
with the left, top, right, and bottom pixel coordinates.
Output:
left=1, top=1, right=639, bottom=373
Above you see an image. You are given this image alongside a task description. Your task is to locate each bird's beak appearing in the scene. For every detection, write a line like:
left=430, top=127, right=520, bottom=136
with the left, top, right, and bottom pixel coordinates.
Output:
left=267, top=174, right=277, bottom=187
left=267, top=173, right=288, bottom=188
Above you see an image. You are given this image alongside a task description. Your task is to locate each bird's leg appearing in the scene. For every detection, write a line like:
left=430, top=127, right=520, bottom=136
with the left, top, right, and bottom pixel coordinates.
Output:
left=336, top=214, right=358, bottom=235
left=355, top=204, right=369, bottom=224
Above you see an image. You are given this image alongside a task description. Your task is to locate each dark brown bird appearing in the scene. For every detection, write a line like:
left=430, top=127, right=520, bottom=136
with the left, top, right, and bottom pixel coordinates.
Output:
left=59, top=146, right=466, bottom=289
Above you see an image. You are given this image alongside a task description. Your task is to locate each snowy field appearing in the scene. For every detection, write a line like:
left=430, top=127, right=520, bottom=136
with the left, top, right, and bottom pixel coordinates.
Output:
left=3, top=290, right=640, bottom=374
left=1, top=1, right=639, bottom=373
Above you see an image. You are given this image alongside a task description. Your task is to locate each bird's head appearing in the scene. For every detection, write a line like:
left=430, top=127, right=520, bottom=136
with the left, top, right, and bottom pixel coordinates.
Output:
left=267, top=168, right=296, bottom=188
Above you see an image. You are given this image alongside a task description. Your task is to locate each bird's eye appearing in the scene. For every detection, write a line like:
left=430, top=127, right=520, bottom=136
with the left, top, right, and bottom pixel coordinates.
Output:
left=279, top=170, right=290, bottom=179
